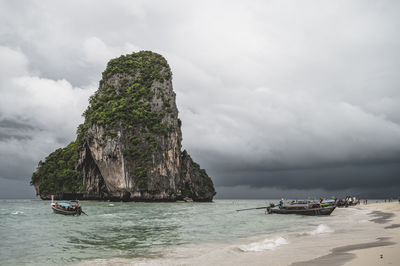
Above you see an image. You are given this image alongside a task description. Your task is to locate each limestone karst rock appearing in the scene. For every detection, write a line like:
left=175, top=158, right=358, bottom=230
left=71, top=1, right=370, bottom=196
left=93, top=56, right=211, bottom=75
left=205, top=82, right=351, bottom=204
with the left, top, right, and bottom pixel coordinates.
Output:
left=31, top=51, right=216, bottom=202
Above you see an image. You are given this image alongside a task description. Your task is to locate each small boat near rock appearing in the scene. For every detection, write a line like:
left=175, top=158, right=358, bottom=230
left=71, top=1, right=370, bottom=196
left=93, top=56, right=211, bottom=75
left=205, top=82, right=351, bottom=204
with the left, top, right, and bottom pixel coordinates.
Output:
left=51, top=202, right=82, bottom=216
left=50, top=195, right=84, bottom=216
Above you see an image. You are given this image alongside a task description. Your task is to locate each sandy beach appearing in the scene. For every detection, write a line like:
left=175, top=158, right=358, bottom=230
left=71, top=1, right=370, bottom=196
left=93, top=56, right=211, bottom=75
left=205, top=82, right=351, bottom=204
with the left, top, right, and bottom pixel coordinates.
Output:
left=342, top=202, right=400, bottom=266
left=292, top=202, right=400, bottom=266
left=76, top=201, right=400, bottom=266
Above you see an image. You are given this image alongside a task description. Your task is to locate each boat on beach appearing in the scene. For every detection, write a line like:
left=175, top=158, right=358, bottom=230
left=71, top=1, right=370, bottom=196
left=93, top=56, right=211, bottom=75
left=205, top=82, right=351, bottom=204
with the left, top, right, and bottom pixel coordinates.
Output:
left=267, top=205, right=336, bottom=215
left=336, top=196, right=360, bottom=207
left=237, top=199, right=336, bottom=216
left=320, top=199, right=336, bottom=207
left=266, top=199, right=336, bottom=215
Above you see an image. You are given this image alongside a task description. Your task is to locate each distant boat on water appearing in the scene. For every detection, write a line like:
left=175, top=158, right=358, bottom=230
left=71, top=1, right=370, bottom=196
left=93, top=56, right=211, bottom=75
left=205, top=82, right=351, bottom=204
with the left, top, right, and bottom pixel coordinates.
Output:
left=50, top=195, right=84, bottom=216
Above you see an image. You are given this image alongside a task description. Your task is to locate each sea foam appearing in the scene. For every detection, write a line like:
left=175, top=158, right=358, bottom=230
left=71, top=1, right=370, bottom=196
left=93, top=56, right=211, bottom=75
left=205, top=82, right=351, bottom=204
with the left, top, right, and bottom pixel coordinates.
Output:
left=239, top=237, right=288, bottom=252
left=296, top=224, right=334, bottom=237
left=101, top=213, right=116, bottom=217
left=309, top=224, right=334, bottom=235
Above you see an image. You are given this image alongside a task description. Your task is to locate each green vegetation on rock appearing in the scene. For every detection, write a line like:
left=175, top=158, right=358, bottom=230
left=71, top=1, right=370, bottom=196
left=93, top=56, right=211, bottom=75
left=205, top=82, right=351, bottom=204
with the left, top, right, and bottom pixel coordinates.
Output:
left=101, top=51, right=172, bottom=86
left=79, top=51, right=171, bottom=139
left=30, top=141, right=83, bottom=195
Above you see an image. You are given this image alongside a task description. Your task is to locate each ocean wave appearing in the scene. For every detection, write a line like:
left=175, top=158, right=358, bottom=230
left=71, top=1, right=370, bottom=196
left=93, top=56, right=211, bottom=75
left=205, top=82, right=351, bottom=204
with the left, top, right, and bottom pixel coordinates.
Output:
left=296, top=224, right=334, bottom=237
left=309, top=224, right=334, bottom=235
left=239, top=237, right=288, bottom=252
left=11, top=211, right=24, bottom=215
left=101, top=213, right=116, bottom=217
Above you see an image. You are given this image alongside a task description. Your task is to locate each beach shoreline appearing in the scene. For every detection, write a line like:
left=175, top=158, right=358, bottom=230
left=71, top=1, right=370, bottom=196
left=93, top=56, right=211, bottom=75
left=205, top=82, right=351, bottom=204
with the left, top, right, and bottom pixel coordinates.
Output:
left=76, top=201, right=400, bottom=266
left=291, top=202, right=400, bottom=266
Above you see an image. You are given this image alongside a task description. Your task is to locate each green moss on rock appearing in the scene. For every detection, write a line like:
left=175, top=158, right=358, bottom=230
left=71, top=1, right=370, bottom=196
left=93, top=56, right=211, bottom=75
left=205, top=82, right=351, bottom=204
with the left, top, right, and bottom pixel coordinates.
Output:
left=101, top=51, right=172, bottom=86
left=81, top=52, right=172, bottom=140
left=30, top=141, right=83, bottom=196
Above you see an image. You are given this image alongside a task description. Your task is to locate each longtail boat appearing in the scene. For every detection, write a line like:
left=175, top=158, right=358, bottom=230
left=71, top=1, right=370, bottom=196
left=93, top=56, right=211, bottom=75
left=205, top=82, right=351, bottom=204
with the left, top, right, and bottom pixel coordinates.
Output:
left=336, top=196, right=360, bottom=208
left=320, top=199, right=336, bottom=207
left=266, top=200, right=336, bottom=216
left=267, top=205, right=336, bottom=215
left=50, top=195, right=83, bottom=216
left=51, top=202, right=82, bottom=216
left=236, top=199, right=336, bottom=215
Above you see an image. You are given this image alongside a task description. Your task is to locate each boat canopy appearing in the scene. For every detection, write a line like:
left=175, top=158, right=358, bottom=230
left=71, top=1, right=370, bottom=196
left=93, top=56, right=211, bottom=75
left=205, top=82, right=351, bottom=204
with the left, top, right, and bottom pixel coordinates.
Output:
left=58, top=202, right=72, bottom=207
left=321, top=200, right=335, bottom=203
left=284, top=203, right=308, bottom=207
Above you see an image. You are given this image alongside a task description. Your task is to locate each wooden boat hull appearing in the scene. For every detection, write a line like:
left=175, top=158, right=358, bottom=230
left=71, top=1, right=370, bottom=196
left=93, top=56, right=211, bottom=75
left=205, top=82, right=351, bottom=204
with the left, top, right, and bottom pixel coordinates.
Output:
left=51, top=205, right=81, bottom=216
left=267, top=206, right=336, bottom=216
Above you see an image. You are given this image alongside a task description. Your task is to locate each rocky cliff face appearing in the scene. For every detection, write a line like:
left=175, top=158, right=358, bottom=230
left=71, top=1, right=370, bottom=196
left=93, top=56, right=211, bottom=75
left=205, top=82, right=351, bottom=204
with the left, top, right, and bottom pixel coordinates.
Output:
left=31, top=51, right=215, bottom=202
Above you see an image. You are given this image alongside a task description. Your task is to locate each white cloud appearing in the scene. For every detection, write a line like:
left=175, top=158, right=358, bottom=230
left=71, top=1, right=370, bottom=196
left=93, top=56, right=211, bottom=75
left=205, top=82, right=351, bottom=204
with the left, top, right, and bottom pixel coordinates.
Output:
left=0, top=46, right=28, bottom=82
left=82, top=37, right=140, bottom=65
left=0, top=46, right=95, bottom=180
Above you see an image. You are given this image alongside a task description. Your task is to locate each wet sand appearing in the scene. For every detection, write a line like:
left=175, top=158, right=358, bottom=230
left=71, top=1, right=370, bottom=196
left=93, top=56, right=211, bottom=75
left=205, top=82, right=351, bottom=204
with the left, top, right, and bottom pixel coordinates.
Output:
left=343, top=202, right=400, bottom=266
left=291, top=237, right=394, bottom=266
left=292, top=202, right=400, bottom=266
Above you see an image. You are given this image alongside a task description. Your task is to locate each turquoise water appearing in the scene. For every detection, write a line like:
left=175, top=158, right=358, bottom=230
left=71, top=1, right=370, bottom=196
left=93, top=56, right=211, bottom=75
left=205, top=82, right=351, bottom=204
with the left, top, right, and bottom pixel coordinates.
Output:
left=0, top=199, right=376, bottom=265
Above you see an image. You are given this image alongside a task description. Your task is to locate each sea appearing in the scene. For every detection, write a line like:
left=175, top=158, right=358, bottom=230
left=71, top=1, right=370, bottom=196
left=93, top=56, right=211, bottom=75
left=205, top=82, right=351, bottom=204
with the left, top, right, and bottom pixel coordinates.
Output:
left=0, top=199, right=389, bottom=266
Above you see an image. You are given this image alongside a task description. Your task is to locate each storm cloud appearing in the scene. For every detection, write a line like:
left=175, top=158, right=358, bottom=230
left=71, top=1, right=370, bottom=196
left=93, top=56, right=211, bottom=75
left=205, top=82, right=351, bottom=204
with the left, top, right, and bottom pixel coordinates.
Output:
left=0, top=0, right=399, bottom=198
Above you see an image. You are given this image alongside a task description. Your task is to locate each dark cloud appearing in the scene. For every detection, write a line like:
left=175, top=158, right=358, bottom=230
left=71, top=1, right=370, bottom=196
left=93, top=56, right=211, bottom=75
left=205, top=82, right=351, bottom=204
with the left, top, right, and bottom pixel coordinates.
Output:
left=0, top=132, right=31, bottom=141
left=0, top=0, right=400, bottom=198
left=215, top=185, right=400, bottom=200
left=0, top=155, right=36, bottom=181
left=210, top=163, right=400, bottom=190
left=0, top=177, right=36, bottom=199
left=0, top=118, right=35, bottom=130
left=0, top=118, right=37, bottom=140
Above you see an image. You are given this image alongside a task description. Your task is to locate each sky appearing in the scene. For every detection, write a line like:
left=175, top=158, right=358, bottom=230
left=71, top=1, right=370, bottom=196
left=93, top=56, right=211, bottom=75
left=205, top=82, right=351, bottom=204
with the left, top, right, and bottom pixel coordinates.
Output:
left=0, top=0, right=399, bottom=199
